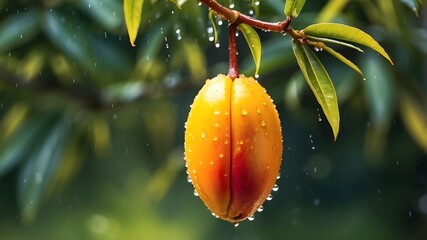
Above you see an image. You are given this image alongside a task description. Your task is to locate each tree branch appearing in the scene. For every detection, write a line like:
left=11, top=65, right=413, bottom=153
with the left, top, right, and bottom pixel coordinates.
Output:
left=198, top=0, right=293, bottom=33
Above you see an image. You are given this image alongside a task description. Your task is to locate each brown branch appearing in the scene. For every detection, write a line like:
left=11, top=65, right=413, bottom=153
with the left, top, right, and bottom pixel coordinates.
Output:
left=198, top=0, right=293, bottom=33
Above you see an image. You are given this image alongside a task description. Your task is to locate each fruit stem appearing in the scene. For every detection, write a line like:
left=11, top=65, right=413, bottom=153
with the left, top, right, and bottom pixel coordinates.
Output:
left=228, top=23, right=239, bottom=80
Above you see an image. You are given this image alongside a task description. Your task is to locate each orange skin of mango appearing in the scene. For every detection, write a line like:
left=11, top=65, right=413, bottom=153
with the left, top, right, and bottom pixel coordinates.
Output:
left=184, top=74, right=283, bottom=222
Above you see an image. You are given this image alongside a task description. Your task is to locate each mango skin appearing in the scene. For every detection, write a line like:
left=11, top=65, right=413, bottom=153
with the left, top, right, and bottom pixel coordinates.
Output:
left=184, top=74, right=283, bottom=222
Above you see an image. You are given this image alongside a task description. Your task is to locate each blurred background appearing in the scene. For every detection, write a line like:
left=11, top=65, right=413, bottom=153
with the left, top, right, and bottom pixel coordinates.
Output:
left=0, top=0, right=426, bottom=239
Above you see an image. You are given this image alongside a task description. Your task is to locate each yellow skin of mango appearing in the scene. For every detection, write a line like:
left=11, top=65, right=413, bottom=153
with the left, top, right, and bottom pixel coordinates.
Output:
left=184, top=74, right=283, bottom=223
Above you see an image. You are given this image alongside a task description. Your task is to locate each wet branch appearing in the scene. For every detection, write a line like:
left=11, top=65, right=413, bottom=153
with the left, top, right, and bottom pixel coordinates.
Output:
left=198, top=0, right=293, bottom=33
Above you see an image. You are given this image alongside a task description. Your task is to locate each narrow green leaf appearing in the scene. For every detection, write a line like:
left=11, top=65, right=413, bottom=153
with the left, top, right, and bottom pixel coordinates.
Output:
left=183, top=40, right=207, bottom=82
left=303, top=23, right=393, bottom=64
left=306, top=35, right=364, bottom=53
left=292, top=40, right=340, bottom=140
left=18, top=116, right=71, bottom=223
left=0, top=10, right=40, bottom=53
left=400, top=94, right=427, bottom=153
left=124, top=0, right=144, bottom=46
left=208, top=11, right=219, bottom=45
left=317, top=0, right=350, bottom=22
left=321, top=44, right=364, bottom=77
left=284, top=0, right=307, bottom=18
left=0, top=115, right=52, bottom=178
left=238, top=23, right=261, bottom=76
left=363, top=55, right=395, bottom=130
left=44, top=11, right=96, bottom=71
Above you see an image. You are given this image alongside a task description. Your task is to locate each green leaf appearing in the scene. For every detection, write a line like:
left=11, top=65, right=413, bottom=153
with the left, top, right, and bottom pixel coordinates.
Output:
left=183, top=40, right=207, bottom=82
left=306, top=36, right=364, bottom=53
left=284, top=0, right=307, bottom=18
left=363, top=54, right=395, bottom=130
left=43, top=11, right=96, bottom=72
left=292, top=40, right=340, bottom=140
left=18, top=115, right=71, bottom=223
left=321, top=44, right=364, bottom=77
left=0, top=115, right=53, bottom=178
left=169, top=0, right=188, bottom=8
left=238, top=23, right=261, bottom=76
left=400, top=94, right=427, bottom=153
left=78, top=0, right=122, bottom=30
left=317, top=0, right=350, bottom=22
left=124, top=0, right=144, bottom=46
left=0, top=10, right=40, bottom=53
left=303, top=23, right=393, bottom=64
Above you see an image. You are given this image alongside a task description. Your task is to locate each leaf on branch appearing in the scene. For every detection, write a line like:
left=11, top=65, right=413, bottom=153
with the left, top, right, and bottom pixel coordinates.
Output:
left=303, top=23, right=393, bottom=64
left=124, top=0, right=144, bottom=47
left=292, top=40, right=340, bottom=140
left=284, top=0, right=307, bottom=18
left=238, top=23, right=261, bottom=76
left=321, top=44, right=364, bottom=77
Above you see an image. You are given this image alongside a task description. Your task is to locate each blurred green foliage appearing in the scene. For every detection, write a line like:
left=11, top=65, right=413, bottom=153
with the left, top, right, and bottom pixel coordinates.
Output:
left=0, top=0, right=426, bottom=239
